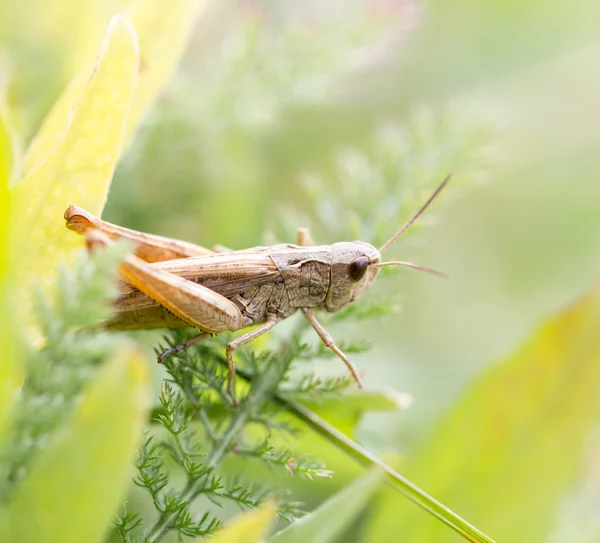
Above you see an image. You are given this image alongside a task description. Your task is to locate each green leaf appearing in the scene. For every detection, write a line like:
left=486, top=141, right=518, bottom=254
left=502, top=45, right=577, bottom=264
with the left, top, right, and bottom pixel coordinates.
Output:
left=269, top=469, right=382, bottom=543
left=220, top=387, right=408, bottom=496
left=274, top=397, right=495, bottom=543
left=11, top=14, right=138, bottom=295
left=365, top=288, right=600, bottom=542
left=270, top=389, right=409, bottom=489
left=24, top=0, right=208, bottom=173
left=6, top=345, right=150, bottom=543
left=0, top=105, right=20, bottom=444
left=304, top=388, right=413, bottom=436
left=205, top=504, right=276, bottom=543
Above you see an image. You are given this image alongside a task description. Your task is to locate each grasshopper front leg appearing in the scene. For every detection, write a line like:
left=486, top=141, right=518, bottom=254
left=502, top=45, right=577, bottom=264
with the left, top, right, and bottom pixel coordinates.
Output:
left=301, top=308, right=365, bottom=388
left=159, top=319, right=280, bottom=406
left=224, top=316, right=280, bottom=405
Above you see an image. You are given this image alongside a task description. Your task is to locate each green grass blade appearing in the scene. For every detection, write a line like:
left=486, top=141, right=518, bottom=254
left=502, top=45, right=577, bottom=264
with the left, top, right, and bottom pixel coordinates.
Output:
left=25, top=0, right=208, bottom=174
left=282, top=398, right=496, bottom=543
left=13, top=15, right=138, bottom=251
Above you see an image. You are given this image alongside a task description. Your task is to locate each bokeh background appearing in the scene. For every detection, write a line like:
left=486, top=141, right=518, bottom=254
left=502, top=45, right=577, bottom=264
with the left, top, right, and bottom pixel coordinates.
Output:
left=3, top=0, right=600, bottom=541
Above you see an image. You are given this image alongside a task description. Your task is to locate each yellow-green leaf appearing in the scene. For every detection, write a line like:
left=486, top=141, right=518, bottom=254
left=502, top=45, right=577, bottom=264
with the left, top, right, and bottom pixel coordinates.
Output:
left=270, top=469, right=383, bottom=543
left=0, top=104, right=15, bottom=185
left=205, top=504, right=276, bottom=543
left=121, top=0, right=208, bottom=143
left=7, top=345, right=150, bottom=543
left=11, top=15, right=138, bottom=290
left=365, top=287, right=600, bottom=543
left=0, top=104, right=21, bottom=443
left=0, top=0, right=126, bottom=138
left=25, top=0, right=208, bottom=174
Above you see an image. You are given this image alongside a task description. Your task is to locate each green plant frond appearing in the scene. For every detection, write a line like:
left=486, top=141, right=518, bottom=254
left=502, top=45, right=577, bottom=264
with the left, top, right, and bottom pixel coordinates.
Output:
left=0, top=241, right=131, bottom=500
left=274, top=107, right=494, bottom=249
left=114, top=508, right=143, bottom=543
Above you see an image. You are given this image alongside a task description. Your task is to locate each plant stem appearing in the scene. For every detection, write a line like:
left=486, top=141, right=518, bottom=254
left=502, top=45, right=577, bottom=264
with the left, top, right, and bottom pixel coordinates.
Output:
left=144, top=360, right=280, bottom=543
left=233, top=364, right=498, bottom=543
left=278, top=396, right=496, bottom=543
left=148, top=344, right=496, bottom=543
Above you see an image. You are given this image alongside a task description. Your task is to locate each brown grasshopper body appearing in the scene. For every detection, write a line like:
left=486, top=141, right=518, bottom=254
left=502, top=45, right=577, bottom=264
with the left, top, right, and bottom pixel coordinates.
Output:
left=109, top=242, right=381, bottom=331
left=64, top=175, right=450, bottom=402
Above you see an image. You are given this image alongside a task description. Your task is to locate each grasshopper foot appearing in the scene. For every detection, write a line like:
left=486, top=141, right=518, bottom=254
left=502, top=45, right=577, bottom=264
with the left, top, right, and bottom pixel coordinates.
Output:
left=157, top=332, right=209, bottom=364
left=227, top=387, right=240, bottom=408
left=225, top=350, right=239, bottom=407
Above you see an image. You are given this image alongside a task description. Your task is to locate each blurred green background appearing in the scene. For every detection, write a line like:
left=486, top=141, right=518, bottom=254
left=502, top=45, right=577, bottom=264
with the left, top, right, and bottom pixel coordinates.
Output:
left=3, top=0, right=600, bottom=541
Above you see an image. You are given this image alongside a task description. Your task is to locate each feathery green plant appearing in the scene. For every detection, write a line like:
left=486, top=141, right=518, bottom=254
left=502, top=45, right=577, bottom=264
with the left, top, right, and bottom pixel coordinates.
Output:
left=0, top=241, right=132, bottom=500
left=117, top=320, right=366, bottom=542
left=274, top=108, right=494, bottom=248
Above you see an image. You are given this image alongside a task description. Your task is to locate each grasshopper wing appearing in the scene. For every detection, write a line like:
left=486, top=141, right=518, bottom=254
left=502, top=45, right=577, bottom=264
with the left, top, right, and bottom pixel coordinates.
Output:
left=112, top=250, right=283, bottom=330
left=85, top=230, right=245, bottom=333
left=119, top=253, right=245, bottom=333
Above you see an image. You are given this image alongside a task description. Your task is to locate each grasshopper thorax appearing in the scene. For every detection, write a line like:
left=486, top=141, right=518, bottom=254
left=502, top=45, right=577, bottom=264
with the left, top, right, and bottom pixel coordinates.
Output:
left=324, top=241, right=381, bottom=312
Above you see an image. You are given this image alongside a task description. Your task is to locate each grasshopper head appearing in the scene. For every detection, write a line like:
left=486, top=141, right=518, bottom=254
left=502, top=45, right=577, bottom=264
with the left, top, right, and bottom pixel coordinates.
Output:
left=324, top=174, right=453, bottom=312
left=325, top=241, right=382, bottom=312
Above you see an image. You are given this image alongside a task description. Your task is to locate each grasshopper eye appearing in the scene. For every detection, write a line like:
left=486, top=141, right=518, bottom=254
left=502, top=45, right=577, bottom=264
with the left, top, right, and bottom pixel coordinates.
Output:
left=348, top=257, right=369, bottom=282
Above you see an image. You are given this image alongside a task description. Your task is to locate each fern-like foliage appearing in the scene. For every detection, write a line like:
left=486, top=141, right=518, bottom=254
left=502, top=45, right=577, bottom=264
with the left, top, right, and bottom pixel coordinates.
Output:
left=115, top=107, right=496, bottom=540
left=0, top=241, right=131, bottom=501
left=118, top=324, right=352, bottom=543
left=274, top=107, right=495, bottom=248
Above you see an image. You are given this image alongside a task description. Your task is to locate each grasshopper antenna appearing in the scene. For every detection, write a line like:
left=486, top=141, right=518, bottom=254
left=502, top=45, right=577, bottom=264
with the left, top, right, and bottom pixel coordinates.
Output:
left=379, top=173, right=452, bottom=254
left=374, top=261, right=449, bottom=279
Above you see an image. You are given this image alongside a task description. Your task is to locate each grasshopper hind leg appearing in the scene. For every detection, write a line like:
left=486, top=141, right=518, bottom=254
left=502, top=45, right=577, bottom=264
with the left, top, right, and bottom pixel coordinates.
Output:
left=65, top=205, right=214, bottom=262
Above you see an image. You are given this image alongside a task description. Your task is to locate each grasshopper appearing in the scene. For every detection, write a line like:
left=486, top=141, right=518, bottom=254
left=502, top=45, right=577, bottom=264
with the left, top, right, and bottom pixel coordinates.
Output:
left=64, top=175, right=450, bottom=402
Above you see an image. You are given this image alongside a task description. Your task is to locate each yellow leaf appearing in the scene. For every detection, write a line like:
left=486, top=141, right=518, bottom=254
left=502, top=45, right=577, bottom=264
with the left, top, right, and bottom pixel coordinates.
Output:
left=7, top=345, right=150, bottom=543
left=205, top=504, right=276, bottom=543
left=365, top=287, right=600, bottom=543
left=11, top=15, right=138, bottom=293
left=25, top=0, right=208, bottom=174
left=0, top=104, right=21, bottom=444
left=0, top=0, right=127, bottom=136
left=122, top=0, right=208, bottom=143
left=0, top=103, right=15, bottom=185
